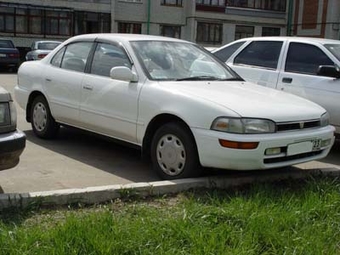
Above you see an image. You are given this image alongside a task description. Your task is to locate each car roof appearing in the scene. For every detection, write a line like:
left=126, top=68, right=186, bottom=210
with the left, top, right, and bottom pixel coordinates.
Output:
left=233, top=36, right=340, bottom=45
left=66, top=33, right=191, bottom=44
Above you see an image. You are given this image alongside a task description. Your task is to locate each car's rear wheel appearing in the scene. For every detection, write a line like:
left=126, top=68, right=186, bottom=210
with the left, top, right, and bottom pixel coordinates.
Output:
left=151, top=122, right=201, bottom=180
left=31, top=95, right=59, bottom=139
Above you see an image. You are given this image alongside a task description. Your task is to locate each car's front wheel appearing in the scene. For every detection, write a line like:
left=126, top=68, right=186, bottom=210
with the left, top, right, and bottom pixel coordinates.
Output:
left=151, top=122, right=201, bottom=180
left=31, top=95, right=59, bottom=139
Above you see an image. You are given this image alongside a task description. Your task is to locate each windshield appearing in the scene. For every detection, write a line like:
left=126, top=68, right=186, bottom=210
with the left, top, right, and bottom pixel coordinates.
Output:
left=38, top=42, right=61, bottom=50
left=130, top=41, right=238, bottom=81
left=324, top=43, right=340, bottom=62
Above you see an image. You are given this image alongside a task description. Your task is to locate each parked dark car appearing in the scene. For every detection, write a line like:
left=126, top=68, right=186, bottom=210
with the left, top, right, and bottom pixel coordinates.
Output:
left=25, top=40, right=61, bottom=61
left=0, top=39, right=20, bottom=72
left=0, top=86, right=25, bottom=170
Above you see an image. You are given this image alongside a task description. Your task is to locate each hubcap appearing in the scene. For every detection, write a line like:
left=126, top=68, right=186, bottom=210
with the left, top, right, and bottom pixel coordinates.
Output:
left=33, top=102, right=47, bottom=132
left=156, top=134, right=186, bottom=176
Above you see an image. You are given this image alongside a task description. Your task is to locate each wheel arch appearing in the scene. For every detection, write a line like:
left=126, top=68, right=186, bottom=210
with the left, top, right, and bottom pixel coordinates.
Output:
left=26, top=91, right=47, bottom=122
left=142, top=113, right=198, bottom=159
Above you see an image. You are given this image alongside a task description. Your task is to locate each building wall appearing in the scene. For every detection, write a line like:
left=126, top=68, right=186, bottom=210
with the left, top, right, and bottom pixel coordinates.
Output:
left=0, top=0, right=289, bottom=50
left=291, top=0, right=340, bottom=39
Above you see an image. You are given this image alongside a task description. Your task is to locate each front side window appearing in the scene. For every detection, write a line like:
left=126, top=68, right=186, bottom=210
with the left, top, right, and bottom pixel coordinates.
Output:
left=214, top=41, right=245, bottom=62
left=131, top=41, right=236, bottom=81
left=196, top=22, right=222, bottom=44
left=90, top=43, right=131, bottom=77
left=285, top=42, right=334, bottom=75
left=234, top=41, right=283, bottom=69
left=60, top=42, right=92, bottom=72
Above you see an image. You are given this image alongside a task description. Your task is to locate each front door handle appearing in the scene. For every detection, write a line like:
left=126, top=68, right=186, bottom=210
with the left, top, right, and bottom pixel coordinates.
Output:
left=282, top=77, right=293, bottom=83
left=83, top=85, right=93, bottom=91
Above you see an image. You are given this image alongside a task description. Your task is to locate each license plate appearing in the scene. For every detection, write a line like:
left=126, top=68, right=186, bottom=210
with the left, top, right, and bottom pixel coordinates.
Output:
left=0, top=53, right=6, bottom=58
left=287, top=139, right=322, bottom=156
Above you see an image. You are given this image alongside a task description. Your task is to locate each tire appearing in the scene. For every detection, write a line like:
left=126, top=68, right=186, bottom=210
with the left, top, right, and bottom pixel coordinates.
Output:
left=31, top=95, right=59, bottom=139
left=151, top=122, right=201, bottom=180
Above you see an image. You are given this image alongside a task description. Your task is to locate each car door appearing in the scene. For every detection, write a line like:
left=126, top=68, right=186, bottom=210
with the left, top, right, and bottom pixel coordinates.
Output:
left=79, top=41, right=141, bottom=144
left=227, top=40, right=284, bottom=88
left=277, top=42, right=340, bottom=132
left=44, top=41, right=93, bottom=126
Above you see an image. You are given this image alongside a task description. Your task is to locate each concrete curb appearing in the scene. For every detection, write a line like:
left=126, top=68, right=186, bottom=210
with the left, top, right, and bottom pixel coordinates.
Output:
left=1, top=168, right=339, bottom=210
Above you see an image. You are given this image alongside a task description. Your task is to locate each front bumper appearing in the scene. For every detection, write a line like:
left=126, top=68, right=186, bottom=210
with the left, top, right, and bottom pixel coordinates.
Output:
left=192, top=125, right=335, bottom=170
left=0, top=130, right=26, bottom=170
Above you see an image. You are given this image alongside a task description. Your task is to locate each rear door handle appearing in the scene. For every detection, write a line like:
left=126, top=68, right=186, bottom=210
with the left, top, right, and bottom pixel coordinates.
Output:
left=83, top=85, right=93, bottom=91
left=282, top=77, right=293, bottom=83
left=45, top=78, right=52, bottom=82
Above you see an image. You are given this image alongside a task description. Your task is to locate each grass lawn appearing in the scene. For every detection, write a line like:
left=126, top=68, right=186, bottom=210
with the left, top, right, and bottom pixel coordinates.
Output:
left=0, top=175, right=339, bottom=255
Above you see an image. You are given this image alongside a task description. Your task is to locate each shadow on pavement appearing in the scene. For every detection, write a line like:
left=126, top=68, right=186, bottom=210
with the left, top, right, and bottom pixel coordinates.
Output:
left=24, top=126, right=160, bottom=183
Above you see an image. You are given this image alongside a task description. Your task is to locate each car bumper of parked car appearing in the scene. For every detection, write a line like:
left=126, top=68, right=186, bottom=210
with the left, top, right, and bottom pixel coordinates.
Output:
left=192, top=125, right=335, bottom=170
left=0, top=58, right=20, bottom=68
left=0, top=130, right=26, bottom=170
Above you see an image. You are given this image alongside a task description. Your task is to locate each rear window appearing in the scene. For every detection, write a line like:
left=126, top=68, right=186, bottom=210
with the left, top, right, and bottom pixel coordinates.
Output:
left=0, top=40, right=14, bottom=48
left=213, top=41, right=245, bottom=62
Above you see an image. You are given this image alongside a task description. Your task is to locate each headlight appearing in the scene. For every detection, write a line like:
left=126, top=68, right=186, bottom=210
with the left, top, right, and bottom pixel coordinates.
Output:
left=211, top=117, right=276, bottom=134
left=0, top=102, right=10, bottom=126
left=320, top=112, right=330, bottom=127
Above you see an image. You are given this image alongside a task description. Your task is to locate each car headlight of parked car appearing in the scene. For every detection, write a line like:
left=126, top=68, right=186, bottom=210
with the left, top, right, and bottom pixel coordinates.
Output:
left=320, top=112, right=330, bottom=127
left=211, top=117, right=276, bottom=134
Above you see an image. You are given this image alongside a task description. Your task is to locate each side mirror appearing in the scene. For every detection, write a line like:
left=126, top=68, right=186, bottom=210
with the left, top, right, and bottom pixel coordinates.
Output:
left=110, top=66, right=138, bottom=82
left=317, top=65, right=340, bottom=78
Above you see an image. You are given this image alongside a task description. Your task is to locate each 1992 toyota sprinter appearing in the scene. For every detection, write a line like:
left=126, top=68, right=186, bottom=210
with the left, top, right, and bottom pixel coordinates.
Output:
left=14, top=34, right=335, bottom=180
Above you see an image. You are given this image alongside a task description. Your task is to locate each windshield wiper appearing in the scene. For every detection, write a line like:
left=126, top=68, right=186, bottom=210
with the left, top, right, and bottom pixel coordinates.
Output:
left=224, top=77, right=244, bottom=81
left=176, top=76, right=225, bottom=81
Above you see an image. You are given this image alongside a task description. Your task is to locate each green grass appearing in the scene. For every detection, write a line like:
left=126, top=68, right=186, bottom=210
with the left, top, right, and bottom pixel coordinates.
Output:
left=1, top=176, right=340, bottom=255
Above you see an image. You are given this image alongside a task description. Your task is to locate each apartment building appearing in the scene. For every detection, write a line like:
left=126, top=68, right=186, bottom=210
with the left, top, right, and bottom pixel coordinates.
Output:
left=0, top=0, right=290, bottom=50
left=289, top=0, right=340, bottom=39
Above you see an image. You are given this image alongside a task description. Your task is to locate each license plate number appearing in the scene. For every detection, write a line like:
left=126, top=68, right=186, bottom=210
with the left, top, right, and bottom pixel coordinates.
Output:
left=287, top=139, right=322, bottom=156
left=0, top=53, right=6, bottom=57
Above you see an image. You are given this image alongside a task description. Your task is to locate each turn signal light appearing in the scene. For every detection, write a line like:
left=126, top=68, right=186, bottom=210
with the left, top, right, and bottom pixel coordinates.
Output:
left=219, top=139, right=259, bottom=149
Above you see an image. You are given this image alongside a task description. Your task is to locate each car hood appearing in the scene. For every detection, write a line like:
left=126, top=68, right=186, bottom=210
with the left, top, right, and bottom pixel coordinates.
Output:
left=161, top=80, right=326, bottom=122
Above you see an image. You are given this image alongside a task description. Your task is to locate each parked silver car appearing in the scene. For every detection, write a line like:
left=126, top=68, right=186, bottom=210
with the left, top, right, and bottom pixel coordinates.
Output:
left=0, top=86, right=25, bottom=170
left=25, top=41, right=61, bottom=61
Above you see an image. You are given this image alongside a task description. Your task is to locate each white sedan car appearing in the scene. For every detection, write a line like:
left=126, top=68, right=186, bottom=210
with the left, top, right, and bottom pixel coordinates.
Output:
left=15, top=34, right=335, bottom=180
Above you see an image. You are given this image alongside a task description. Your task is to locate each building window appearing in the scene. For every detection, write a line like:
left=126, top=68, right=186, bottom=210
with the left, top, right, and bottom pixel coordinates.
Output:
left=262, top=27, right=280, bottom=36
left=118, top=22, right=142, bottom=34
left=227, top=0, right=286, bottom=12
left=196, top=22, right=222, bottom=44
left=45, top=11, right=72, bottom=36
left=196, top=0, right=226, bottom=6
left=161, top=0, right=183, bottom=6
left=160, top=25, right=181, bottom=38
left=235, top=25, right=254, bottom=40
left=74, top=12, right=110, bottom=35
left=0, top=7, right=15, bottom=32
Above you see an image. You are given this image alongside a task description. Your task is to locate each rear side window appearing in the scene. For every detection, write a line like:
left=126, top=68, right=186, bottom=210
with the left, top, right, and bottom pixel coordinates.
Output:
left=51, top=47, right=66, bottom=68
left=61, top=42, right=93, bottom=72
left=234, top=41, right=283, bottom=69
left=285, top=42, right=334, bottom=75
left=213, top=41, right=245, bottom=62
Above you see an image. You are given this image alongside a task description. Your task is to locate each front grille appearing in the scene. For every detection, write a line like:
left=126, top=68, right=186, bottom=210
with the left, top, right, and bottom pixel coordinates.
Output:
left=264, top=150, right=323, bottom=164
left=276, top=120, right=320, bottom=132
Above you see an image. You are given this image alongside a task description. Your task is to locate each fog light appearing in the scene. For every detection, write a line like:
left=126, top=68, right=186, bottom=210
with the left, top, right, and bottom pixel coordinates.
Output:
left=265, top=147, right=281, bottom=155
left=321, top=139, right=331, bottom=147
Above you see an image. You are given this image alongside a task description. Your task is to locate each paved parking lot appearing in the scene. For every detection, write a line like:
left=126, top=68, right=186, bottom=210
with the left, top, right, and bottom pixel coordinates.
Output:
left=1, top=73, right=339, bottom=193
